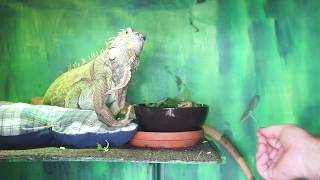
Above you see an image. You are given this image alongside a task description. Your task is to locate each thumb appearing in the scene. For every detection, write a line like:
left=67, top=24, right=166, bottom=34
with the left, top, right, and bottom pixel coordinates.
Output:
left=268, top=166, right=288, bottom=180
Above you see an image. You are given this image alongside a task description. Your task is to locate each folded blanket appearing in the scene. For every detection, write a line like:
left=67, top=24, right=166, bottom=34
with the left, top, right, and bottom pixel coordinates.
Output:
left=0, top=103, right=137, bottom=149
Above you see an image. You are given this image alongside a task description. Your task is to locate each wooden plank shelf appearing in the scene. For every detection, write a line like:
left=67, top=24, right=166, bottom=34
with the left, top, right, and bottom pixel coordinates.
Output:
left=0, top=139, right=222, bottom=164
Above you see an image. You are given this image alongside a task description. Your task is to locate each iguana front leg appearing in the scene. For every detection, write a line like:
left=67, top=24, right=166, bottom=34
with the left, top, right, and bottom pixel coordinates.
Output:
left=117, top=88, right=127, bottom=109
left=93, top=79, right=130, bottom=127
left=116, top=88, right=136, bottom=120
left=109, top=88, right=127, bottom=115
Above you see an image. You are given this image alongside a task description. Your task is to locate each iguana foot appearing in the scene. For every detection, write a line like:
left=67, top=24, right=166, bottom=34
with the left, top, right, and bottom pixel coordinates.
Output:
left=97, top=105, right=133, bottom=127
left=111, top=119, right=131, bottom=127
left=113, top=105, right=133, bottom=127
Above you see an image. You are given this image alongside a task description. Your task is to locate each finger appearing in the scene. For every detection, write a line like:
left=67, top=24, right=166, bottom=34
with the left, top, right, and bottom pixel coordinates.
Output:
left=257, top=152, right=268, bottom=168
left=257, top=131, right=263, bottom=137
left=267, top=149, right=285, bottom=179
left=269, top=148, right=278, bottom=160
left=256, top=142, right=267, bottom=160
left=271, top=148, right=284, bottom=164
left=267, top=137, right=281, bottom=149
left=266, top=144, right=273, bottom=154
left=258, top=135, right=267, bottom=144
left=267, top=160, right=272, bottom=168
left=256, top=152, right=269, bottom=179
left=268, top=162, right=283, bottom=180
left=258, top=124, right=293, bottom=138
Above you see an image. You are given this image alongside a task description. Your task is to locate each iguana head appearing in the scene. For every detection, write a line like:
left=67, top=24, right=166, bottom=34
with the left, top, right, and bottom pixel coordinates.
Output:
left=121, top=27, right=145, bottom=57
left=105, top=28, right=146, bottom=94
left=108, top=27, right=145, bottom=72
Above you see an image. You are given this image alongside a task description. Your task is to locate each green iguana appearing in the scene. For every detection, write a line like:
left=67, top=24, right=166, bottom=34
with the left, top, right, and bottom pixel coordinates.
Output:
left=43, top=27, right=146, bottom=127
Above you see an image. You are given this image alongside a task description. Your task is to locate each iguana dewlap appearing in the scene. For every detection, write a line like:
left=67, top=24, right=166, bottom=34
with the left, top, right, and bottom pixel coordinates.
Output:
left=43, top=28, right=145, bottom=127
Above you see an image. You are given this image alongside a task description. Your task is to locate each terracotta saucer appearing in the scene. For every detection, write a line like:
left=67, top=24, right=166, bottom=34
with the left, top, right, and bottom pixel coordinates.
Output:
left=130, top=130, right=203, bottom=149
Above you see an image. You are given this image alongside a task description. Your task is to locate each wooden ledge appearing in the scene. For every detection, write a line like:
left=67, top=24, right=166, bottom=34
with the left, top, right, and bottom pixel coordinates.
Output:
left=0, top=139, right=222, bottom=164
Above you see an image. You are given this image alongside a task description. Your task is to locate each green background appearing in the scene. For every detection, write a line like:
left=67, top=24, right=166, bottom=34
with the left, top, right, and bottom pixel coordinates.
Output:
left=0, top=0, right=320, bottom=179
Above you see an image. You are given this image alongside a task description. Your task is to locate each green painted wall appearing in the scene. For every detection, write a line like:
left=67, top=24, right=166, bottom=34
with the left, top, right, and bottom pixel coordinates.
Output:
left=0, top=162, right=150, bottom=180
left=1, top=0, right=320, bottom=179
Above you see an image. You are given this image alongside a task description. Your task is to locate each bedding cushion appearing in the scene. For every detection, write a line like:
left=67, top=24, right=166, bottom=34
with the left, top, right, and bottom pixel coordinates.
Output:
left=0, top=129, right=53, bottom=150
left=0, top=102, right=137, bottom=149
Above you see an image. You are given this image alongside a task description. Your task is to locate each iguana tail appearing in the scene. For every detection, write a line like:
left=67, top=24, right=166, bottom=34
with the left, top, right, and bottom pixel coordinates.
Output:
left=30, top=96, right=44, bottom=105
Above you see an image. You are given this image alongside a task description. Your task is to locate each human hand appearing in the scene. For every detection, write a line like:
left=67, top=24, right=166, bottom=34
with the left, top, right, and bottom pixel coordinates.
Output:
left=256, top=124, right=320, bottom=180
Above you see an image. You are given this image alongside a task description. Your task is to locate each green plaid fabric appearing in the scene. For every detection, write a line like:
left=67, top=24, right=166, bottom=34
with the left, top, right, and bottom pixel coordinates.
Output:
left=0, top=102, right=137, bottom=136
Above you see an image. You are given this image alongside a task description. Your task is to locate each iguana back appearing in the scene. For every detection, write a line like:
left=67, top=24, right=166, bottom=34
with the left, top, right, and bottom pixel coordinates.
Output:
left=43, top=61, right=93, bottom=107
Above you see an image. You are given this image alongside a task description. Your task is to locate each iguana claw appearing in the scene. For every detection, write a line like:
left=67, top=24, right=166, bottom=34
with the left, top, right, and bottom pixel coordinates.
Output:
left=112, top=105, right=133, bottom=127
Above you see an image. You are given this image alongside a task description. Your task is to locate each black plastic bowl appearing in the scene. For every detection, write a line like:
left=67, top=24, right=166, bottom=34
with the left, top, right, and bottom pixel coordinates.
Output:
left=134, top=104, right=208, bottom=132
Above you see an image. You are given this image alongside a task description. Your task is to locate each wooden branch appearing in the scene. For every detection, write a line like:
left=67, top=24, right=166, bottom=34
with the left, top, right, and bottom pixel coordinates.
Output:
left=202, top=124, right=254, bottom=180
